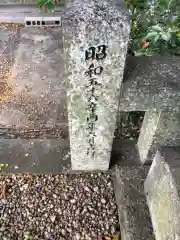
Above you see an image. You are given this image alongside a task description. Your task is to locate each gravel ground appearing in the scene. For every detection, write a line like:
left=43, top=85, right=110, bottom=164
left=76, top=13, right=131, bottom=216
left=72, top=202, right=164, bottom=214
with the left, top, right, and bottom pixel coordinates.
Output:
left=0, top=172, right=119, bottom=240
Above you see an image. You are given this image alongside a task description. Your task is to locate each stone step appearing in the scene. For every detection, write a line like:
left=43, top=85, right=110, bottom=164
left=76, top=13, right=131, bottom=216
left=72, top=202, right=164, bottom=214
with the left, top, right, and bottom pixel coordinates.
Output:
left=0, top=138, right=70, bottom=173
left=144, top=147, right=180, bottom=240
left=114, top=166, right=155, bottom=240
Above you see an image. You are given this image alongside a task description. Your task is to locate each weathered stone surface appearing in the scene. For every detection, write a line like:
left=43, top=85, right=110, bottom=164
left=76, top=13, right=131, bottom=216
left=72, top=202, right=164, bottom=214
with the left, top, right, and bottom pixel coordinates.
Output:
left=114, top=166, right=155, bottom=240
left=0, top=28, right=20, bottom=56
left=0, top=28, right=20, bottom=104
left=63, top=0, right=130, bottom=170
left=0, top=27, right=68, bottom=134
left=144, top=148, right=180, bottom=240
left=137, top=108, right=180, bottom=164
left=0, top=27, right=70, bottom=172
left=0, top=139, right=70, bottom=173
left=120, top=56, right=180, bottom=111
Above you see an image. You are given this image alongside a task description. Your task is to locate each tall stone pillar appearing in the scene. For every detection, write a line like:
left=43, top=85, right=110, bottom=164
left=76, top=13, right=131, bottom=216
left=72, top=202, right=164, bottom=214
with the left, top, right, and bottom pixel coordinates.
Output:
left=63, top=0, right=131, bottom=170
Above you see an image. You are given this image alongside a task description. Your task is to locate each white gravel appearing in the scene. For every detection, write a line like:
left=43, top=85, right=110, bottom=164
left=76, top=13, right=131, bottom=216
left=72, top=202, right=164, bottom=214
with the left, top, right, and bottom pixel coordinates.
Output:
left=0, top=172, right=119, bottom=240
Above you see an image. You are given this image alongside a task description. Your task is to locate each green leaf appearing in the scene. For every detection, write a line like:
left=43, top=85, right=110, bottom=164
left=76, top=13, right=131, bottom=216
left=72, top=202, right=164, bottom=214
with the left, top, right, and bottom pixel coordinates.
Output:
left=46, top=1, right=55, bottom=12
left=36, top=0, right=46, bottom=8
left=144, top=31, right=158, bottom=41
left=171, top=27, right=179, bottom=33
left=161, top=32, right=171, bottom=41
left=170, top=15, right=178, bottom=23
left=176, top=32, right=180, bottom=38
left=154, top=34, right=160, bottom=43
left=36, top=0, right=56, bottom=11
left=150, top=25, right=164, bottom=32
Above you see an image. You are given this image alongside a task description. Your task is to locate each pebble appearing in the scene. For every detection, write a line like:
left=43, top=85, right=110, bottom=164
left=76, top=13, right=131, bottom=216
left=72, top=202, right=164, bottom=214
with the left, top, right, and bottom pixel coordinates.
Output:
left=1, top=199, right=7, bottom=204
left=94, top=186, right=99, bottom=192
left=70, top=199, right=76, bottom=204
left=75, top=233, right=81, bottom=240
left=50, top=215, right=56, bottom=223
left=61, top=229, right=67, bottom=236
left=42, top=196, right=46, bottom=201
left=101, top=198, right=106, bottom=204
left=84, top=186, right=90, bottom=192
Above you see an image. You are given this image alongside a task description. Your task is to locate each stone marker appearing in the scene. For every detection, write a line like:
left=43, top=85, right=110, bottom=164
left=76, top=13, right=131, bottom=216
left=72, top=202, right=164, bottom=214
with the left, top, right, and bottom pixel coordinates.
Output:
left=137, top=108, right=180, bottom=164
left=63, top=0, right=131, bottom=170
left=114, top=166, right=155, bottom=240
left=144, top=148, right=180, bottom=240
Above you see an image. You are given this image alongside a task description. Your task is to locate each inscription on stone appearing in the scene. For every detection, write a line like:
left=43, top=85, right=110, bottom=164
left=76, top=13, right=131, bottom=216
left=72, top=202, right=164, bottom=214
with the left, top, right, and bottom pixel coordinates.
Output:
left=84, top=45, right=108, bottom=157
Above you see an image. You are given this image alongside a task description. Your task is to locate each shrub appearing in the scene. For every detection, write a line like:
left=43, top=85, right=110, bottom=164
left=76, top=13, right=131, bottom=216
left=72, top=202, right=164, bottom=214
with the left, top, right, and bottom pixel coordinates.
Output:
left=126, top=0, right=180, bottom=56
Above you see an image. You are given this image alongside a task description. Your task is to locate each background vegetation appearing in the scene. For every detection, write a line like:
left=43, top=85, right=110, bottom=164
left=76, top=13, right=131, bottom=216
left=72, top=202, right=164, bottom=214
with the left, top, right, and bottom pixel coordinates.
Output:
left=21, top=0, right=180, bottom=56
left=126, top=0, right=180, bottom=56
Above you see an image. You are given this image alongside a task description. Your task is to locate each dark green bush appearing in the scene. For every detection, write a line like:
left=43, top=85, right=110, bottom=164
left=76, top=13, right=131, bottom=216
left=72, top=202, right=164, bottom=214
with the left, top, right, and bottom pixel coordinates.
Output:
left=126, top=0, right=180, bottom=56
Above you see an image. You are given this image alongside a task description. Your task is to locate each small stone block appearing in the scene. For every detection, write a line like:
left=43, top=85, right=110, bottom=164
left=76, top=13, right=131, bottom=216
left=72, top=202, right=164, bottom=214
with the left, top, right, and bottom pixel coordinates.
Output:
left=137, top=109, right=180, bottom=164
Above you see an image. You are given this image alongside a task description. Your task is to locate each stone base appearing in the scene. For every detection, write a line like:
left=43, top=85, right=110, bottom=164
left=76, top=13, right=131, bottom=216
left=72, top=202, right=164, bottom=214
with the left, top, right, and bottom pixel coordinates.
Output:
left=114, top=166, right=155, bottom=240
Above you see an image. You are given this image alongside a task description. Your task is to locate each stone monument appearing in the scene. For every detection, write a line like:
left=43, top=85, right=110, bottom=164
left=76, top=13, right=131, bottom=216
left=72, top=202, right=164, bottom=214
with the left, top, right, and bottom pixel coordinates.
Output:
left=63, top=0, right=131, bottom=170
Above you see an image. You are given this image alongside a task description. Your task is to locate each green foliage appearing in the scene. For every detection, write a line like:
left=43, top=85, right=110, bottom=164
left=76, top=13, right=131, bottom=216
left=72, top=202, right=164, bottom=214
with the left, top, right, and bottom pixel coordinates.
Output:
left=20, top=0, right=61, bottom=12
left=125, top=0, right=180, bottom=56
